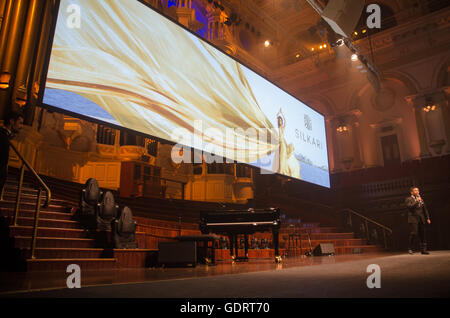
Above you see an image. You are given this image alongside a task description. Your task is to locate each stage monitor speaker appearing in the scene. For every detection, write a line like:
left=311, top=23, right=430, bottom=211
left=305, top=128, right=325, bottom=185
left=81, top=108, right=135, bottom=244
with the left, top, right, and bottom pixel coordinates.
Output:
left=313, top=243, right=335, bottom=256
left=321, top=0, right=365, bottom=38
left=158, top=241, right=197, bottom=267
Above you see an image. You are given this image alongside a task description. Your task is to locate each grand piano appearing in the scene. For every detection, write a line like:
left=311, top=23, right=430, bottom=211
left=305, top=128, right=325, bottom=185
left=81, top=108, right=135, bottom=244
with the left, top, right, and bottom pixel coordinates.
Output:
left=199, top=208, right=282, bottom=263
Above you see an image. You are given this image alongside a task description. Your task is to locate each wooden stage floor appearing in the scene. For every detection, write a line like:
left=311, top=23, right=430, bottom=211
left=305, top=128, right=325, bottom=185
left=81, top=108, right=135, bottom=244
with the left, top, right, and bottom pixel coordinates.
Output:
left=1, top=251, right=450, bottom=298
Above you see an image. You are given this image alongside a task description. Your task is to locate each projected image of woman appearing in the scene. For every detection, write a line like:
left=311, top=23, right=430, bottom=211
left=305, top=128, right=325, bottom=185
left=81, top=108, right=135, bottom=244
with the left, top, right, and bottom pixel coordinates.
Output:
left=273, top=109, right=301, bottom=179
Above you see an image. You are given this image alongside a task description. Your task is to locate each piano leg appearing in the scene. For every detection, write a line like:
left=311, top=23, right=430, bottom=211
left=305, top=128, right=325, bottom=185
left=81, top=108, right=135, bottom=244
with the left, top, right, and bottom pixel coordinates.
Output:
left=228, top=235, right=235, bottom=260
left=272, top=228, right=282, bottom=263
left=244, top=234, right=249, bottom=259
left=234, top=236, right=239, bottom=260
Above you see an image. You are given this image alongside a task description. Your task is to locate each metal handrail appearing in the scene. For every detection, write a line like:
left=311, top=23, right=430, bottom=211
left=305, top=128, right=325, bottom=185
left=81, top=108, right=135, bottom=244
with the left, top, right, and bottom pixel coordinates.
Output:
left=341, top=208, right=392, bottom=234
left=340, top=208, right=392, bottom=249
left=8, top=141, right=51, bottom=259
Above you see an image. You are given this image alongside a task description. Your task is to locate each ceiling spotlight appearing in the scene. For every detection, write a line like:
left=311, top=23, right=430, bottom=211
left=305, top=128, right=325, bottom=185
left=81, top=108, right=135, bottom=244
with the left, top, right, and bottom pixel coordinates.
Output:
left=353, top=31, right=358, bottom=36
left=295, top=53, right=300, bottom=58
left=319, top=45, right=323, bottom=49
left=323, top=44, right=327, bottom=48
left=264, top=40, right=270, bottom=47
left=311, top=47, right=315, bottom=51
left=351, top=54, right=358, bottom=61
left=362, top=29, right=367, bottom=34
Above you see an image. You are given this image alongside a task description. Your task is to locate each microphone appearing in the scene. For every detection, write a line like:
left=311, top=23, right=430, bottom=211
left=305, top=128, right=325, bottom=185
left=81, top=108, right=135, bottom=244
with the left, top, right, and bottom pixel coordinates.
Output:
left=415, top=195, right=424, bottom=206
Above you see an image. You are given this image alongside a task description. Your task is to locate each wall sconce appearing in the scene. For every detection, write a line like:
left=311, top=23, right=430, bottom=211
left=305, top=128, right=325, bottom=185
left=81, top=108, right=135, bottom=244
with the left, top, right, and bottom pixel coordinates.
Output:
left=0, top=72, right=11, bottom=89
left=423, top=104, right=437, bottom=112
left=423, top=96, right=438, bottom=112
left=336, top=125, right=348, bottom=133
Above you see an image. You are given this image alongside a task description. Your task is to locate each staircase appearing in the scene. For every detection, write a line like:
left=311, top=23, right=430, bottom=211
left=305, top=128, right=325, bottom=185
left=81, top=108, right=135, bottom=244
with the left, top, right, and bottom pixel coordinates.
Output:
left=0, top=175, right=157, bottom=271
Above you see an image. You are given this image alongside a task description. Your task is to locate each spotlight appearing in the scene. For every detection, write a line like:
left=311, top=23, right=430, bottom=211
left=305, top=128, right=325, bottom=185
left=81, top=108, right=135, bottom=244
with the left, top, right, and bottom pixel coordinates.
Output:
left=362, top=29, right=367, bottom=34
left=319, top=45, right=323, bottom=49
left=351, top=54, right=358, bottom=61
left=311, top=47, right=315, bottom=51
left=323, top=44, right=327, bottom=48
left=295, top=53, right=300, bottom=58
left=264, top=40, right=270, bottom=47
left=353, top=31, right=358, bottom=36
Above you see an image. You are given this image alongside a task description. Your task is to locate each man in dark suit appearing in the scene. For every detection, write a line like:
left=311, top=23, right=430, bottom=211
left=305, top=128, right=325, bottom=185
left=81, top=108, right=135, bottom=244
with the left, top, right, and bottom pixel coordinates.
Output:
left=1, top=111, right=24, bottom=200
left=405, top=186, right=431, bottom=255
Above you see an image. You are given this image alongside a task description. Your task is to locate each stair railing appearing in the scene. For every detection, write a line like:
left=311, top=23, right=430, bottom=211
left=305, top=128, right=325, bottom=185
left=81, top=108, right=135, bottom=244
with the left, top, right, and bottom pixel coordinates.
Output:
left=7, top=141, right=51, bottom=259
left=339, top=208, right=392, bottom=249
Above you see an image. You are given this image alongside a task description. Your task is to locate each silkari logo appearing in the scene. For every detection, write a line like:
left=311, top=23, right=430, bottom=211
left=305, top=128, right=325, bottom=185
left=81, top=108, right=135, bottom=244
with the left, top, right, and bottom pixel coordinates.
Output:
left=304, top=114, right=312, bottom=131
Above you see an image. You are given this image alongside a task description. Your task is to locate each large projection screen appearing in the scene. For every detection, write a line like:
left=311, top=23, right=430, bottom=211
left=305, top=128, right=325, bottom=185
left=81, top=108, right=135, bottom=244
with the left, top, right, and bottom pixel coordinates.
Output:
left=41, top=0, right=330, bottom=188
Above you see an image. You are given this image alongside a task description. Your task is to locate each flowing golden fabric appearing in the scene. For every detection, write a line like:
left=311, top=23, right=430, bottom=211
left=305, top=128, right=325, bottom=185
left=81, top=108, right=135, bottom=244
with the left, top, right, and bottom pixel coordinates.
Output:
left=46, top=0, right=301, bottom=178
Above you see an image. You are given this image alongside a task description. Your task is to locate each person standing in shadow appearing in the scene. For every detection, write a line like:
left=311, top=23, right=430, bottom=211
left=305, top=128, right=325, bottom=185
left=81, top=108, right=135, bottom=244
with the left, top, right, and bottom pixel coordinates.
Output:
left=1, top=111, right=24, bottom=200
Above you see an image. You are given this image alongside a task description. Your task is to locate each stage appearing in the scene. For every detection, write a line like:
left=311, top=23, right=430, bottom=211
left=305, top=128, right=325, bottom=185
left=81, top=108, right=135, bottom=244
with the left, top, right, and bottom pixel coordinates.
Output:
left=1, top=251, right=450, bottom=298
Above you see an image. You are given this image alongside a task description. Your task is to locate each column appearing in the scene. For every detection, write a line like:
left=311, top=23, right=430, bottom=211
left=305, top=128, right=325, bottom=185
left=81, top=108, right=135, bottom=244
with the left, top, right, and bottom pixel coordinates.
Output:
left=434, top=90, right=450, bottom=153
left=410, top=96, right=431, bottom=157
left=29, top=0, right=54, bottom=128
left=12, top=0, right=45, bottom=124
left=0, top=0, right=29, bottom=119
left=335, top=117, right=354, bottom=170
left=348, top=112, right=364, bottom=168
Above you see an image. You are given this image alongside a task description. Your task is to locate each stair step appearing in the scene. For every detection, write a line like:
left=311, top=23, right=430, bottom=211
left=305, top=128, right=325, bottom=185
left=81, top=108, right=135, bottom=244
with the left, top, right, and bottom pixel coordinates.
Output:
left=15, top=217, right=80, bottom=229
left=10, top=226, right=89, bottom=239
left=280, top=227, right=340, bottom=234
left=26, top=258, right=117, bottom=271
left=14, top=236, right=95, bottom=248
left=0, top=208, right=73, bottom=220
left=24, top=248, right=107, bottom=259
left=0, top=200, right=68, bottom=212
left=279, top=233, right=355, bottom=240
left=2, top=191, right=72, bottom=206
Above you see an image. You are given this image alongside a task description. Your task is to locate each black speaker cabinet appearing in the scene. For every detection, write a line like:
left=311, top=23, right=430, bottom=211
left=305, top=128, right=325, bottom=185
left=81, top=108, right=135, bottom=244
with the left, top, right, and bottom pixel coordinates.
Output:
left=158, top=241, right=197, bottom=267
left=313, top=243, right=335, bottom=256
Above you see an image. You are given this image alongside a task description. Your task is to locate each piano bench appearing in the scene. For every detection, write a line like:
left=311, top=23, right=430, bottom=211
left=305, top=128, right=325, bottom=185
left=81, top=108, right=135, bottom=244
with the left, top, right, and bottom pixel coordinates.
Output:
left=175, top=235, right=220, bottom=265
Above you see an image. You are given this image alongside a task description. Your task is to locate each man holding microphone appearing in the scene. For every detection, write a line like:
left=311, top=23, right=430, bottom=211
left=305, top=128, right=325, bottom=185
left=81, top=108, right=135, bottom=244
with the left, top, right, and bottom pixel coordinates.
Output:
left=405, top=187, right=431, bottom=255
